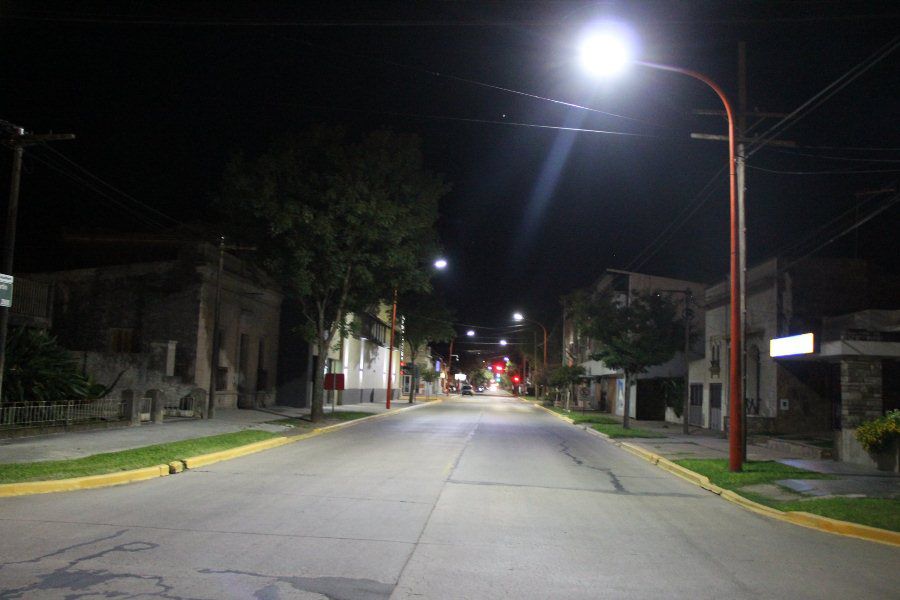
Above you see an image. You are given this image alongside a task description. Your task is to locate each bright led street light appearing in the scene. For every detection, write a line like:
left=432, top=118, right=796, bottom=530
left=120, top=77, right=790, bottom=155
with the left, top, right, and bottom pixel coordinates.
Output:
left=579, top=26, right=633, bottom=77
left=433, top=258, right=447, bottom=269
left=466, top=330, right=475, bottom=336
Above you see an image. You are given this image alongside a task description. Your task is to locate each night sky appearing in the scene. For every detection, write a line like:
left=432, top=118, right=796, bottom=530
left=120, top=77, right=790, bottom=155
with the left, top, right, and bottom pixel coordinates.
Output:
left=2, top=2, right=899, bottom=351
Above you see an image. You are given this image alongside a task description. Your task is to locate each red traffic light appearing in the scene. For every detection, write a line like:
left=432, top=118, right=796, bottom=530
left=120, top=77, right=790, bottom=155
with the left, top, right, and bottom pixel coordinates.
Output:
left=492, top=363, right=505, bottom=372
left=512, top=375, right=520, bottom=383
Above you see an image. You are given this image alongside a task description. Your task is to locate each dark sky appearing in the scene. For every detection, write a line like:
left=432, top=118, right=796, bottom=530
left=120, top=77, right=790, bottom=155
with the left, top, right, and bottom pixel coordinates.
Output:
left=2, top=1, right=899, bottom=346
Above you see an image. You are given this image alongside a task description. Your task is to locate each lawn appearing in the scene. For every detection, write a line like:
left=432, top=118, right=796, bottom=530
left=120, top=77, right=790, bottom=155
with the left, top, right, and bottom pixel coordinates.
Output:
left=0, top=430, right=279, bottom=484
left=674, top=459, right=900, bottom=532
left=546, top=407, right=619, bottom=425
left=592, top=424, right=666, bottom=438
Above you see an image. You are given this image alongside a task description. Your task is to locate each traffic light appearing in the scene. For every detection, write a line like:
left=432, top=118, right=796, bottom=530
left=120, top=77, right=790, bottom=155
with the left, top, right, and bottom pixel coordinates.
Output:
left=492, top=363, right=505, bottom=373
left=512, top=374, right=520, bottom=384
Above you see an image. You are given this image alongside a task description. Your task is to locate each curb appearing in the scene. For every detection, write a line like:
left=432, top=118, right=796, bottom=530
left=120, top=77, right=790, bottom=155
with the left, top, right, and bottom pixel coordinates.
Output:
left=0, top=400, right=439, bottom=498
left=522, top=400, right=900, bottom=548
left=0, top=464, right=170, bottom=498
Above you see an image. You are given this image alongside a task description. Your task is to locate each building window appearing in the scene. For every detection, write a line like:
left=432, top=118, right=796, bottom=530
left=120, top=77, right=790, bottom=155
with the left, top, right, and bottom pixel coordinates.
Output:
left=108, top=328, right=135, bottom=353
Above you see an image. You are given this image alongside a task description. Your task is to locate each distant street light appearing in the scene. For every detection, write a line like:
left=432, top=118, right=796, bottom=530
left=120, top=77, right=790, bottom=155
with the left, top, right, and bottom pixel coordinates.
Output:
left=466, top=329, right=475, bottom=336
left=513, top=312, right=548, bottom=397
left=579, top=26, right=743, bottom=471
left=386, top=257, right=449, bottom=410
left=499, top=339, right=508, bottom=346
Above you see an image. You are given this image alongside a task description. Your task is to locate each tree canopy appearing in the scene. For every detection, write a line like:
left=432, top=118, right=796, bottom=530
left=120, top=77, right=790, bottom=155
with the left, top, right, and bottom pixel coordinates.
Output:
left=399, top=292, right=455, bottom=402
left=570, top=289, right=683, bottom=426
left=217, top=125, right=449, bottom=420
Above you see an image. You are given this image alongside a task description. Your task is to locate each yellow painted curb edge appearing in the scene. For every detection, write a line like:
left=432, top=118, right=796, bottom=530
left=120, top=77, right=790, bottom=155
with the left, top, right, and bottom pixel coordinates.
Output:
left=529, top=401, right=575, bottom=424
left=0, top=464, right=169, bottom=497
left=0, top=399, right=442, bottom=498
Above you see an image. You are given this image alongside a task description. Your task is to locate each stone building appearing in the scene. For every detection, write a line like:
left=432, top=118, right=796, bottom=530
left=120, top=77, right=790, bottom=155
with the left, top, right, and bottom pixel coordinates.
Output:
left=689, top=257, right=899, bottom=468
left=28, top=239, right=282, bottom=412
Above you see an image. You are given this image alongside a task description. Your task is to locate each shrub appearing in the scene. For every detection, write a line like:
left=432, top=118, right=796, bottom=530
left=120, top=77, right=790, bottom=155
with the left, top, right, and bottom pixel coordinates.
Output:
left=2, top=327, right=96, bottom=403
left=855, top=410, right=900, bottom=453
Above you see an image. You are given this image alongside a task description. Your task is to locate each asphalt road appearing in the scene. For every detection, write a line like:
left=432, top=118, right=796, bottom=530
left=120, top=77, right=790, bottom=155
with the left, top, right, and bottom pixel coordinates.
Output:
left=0, top=394, right=896, bottom=599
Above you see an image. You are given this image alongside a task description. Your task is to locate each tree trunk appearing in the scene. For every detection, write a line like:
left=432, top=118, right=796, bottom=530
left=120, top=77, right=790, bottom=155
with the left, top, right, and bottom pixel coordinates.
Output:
left=622, top=371, right=631, bottom=429
left=310, top=339, right=326, bottom=422
left=408, top=373, right=417, bottom=404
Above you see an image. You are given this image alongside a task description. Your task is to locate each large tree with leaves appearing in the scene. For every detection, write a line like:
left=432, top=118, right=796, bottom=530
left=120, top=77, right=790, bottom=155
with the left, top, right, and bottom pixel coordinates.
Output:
left=399, top=292, right=455, bottom=403
left=570, top=289, right=683, bottom=428
left=218, top=126, right=449, bottom=421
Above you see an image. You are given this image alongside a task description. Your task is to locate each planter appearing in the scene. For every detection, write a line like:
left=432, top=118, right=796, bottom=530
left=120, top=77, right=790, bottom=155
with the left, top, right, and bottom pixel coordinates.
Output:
left=870, top=440, right=899, bottom=472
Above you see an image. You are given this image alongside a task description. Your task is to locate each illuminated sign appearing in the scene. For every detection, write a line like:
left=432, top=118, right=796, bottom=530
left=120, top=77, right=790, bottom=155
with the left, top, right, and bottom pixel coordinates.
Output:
left=770, top=333, right=815, bottom=357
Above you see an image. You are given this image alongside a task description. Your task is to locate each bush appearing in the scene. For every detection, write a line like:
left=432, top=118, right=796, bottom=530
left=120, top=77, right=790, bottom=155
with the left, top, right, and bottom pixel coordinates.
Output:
left=2, top=327, right=100, bottom=403
left=855, top=410, right=900, bottom=453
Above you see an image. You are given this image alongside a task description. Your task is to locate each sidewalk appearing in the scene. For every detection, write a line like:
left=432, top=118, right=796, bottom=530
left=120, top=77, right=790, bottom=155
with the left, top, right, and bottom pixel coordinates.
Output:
left=0, top=398, right=435, bottom=464
left=598, top=416, right=900, bottom=500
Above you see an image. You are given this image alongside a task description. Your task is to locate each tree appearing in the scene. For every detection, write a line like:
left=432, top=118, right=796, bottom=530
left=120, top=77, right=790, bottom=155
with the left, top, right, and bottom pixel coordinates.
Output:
left=548, top=364, right=586, bottom=409
left=218, top=126, right=449, bottom=421
left=570, top=289, right=683, bottom=428
left=468, top=368, right=491, bottom=389
left=400, top=292, right=455, bottom=403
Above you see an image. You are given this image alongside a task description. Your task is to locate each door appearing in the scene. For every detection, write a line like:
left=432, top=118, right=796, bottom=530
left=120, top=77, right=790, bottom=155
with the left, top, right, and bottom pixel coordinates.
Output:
left=709, top=383, right=723, bottom=431
left=689, top=384, right=704, bottom=427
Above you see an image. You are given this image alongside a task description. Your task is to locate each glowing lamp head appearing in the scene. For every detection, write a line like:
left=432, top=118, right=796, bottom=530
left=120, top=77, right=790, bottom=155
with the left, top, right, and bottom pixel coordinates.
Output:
left=466, top=330, right=475, bottom=337
left=513, top=312, right=524, bottom=322
left=500, top=339, right=508, bottom=346
left=579, top=27, right=634, bottom=77
left=433, top=258, right=448, bottom=269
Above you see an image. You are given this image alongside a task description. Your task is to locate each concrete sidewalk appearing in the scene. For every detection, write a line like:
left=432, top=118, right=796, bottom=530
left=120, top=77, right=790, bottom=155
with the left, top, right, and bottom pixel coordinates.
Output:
left=0, top=398, right=437, bottom=464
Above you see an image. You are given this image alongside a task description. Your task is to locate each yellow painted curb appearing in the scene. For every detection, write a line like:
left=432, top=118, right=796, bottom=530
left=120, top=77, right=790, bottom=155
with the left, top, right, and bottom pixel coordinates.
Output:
left=656, top=457, right=711, bottom=487
left=784, top=511, right=900, bottom=547
left=183, top=435, right=297, bottom=469
left=0, top=464, right=169, bottom=498
left=530, top=402, right=575, bottom=424
left=0, top=400, right=441, bottom=498
left=620, top=442, right=660, bottom=465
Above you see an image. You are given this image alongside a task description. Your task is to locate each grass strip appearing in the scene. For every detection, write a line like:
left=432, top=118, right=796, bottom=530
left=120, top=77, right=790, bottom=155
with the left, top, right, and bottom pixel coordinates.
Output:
left=674, top=459, right=899, bottom=532
left=674, top=458, right=834, bottom=488
left=546, top=407, right=620, bottom=425
left=593, top=424, right=666, bottom=438
left=0, top=430, right=278, bottom=484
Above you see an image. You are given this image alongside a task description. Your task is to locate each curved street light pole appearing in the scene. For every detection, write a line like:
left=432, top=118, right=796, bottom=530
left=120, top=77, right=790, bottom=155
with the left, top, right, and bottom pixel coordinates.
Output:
left=637, top=60, right=743, bottom=471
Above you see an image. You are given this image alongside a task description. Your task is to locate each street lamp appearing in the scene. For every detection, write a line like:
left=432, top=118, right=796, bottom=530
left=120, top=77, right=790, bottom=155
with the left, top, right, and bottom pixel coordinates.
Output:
left=580, top=27, right=743, bottom=471
left=499, top=339, right=508, bottom=346
left=466, top=329, right=475, bottom=337
left=386, top=257, right=448, bottom=410
left=513, top=312, right=548, bottom=398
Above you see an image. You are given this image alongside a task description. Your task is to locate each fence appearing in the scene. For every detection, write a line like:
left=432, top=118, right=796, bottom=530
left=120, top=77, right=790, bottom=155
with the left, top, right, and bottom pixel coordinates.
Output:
left=0, top=398, right=126, bottom=431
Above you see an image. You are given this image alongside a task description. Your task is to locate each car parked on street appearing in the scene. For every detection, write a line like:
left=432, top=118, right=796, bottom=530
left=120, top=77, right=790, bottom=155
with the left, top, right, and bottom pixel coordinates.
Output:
left=461, top=384, right=474, bottom=396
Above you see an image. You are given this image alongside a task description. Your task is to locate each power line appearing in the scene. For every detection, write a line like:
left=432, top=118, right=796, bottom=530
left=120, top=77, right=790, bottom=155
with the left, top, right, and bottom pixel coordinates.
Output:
left=746, top=164, right=900, bottom=175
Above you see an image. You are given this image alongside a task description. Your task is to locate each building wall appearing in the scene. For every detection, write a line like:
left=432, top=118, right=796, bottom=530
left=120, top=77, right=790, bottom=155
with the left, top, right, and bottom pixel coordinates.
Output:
left=30, top=243, right=282, bottom=411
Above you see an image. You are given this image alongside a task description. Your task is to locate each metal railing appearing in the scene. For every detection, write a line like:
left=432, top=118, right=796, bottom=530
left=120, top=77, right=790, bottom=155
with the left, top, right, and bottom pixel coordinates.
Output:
left=164, top=395, right=197, bottom=417
left=0, top=398, right=125, bottom=430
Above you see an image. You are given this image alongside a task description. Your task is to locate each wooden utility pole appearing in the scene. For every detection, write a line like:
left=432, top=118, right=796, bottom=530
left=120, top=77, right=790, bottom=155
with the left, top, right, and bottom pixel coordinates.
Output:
left=0, top=125, right=75, bottom=402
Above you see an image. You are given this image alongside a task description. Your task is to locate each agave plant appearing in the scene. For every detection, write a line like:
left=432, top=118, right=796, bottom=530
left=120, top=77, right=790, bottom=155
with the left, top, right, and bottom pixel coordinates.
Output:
left=2, top=327, right=94, bottom=403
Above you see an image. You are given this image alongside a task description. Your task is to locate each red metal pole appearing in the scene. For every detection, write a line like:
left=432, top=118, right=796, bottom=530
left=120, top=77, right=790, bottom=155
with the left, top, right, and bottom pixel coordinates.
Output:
left=639, top=61, right=743, bottom=471
left=386, top=289, right=398, bottom=410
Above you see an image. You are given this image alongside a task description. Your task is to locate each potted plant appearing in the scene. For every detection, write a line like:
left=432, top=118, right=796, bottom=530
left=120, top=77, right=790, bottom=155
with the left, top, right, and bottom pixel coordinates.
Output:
left=855, top=410, right=900, bottom=471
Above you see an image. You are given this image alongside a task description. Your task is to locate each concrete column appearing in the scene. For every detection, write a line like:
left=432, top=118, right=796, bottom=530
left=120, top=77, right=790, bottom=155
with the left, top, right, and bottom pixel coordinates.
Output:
left=147, top=389, right=165, bottom=424
left=840, top=358, right=883, bottom=428
left=122, top=389, right=140, bottom=426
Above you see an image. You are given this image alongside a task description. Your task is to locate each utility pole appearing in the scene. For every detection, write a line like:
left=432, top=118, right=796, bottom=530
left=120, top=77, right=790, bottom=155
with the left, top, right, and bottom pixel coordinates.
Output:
left=205, top=236, right=256, bottom=419
left=0, top=124, right=75, bottom=402
left=682, top=289, right=693, bottom=435
left=737, top=42, right=749, bottom=458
